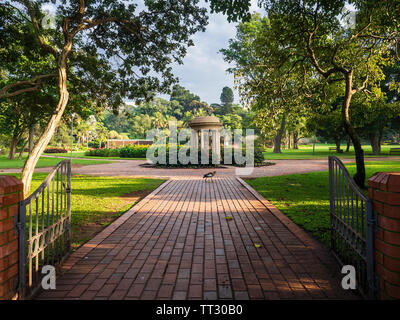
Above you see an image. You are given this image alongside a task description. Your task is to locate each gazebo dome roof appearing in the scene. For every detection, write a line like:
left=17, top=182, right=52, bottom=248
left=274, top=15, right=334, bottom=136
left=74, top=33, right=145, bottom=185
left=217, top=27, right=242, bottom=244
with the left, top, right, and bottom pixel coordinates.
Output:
left=189, top=116, right=222, bottom=130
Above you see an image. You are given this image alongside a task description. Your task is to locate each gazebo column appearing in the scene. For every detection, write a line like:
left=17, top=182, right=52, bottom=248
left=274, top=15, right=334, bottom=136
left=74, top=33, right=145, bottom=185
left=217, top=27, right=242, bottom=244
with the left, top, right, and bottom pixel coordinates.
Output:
left=191, top=129, right=199, bottom=151
left=211, top=129, right=221, bottom=164
left=190, top=129, right=199, bottom=164
left=200, top=129, right=209, bottom=164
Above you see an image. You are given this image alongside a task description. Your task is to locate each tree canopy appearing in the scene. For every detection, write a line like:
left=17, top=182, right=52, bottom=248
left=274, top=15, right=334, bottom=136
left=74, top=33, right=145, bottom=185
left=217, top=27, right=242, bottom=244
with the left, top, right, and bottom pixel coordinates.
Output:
left=0, top=0, right=209, bottom=194
left=222, top=0, right=400, bottom=187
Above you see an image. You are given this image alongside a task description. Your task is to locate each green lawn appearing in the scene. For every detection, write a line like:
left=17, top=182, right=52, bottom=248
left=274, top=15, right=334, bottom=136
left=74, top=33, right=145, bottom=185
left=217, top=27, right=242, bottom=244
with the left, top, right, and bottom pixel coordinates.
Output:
left=0, top=155, right=111, bottom=169
left=263, top=144, right=400, bottom=160
left=245, top=160, right=400, bottom=247
left=47, top=144, right=400, bottom=161
left=4, top=173, right=165, bottom=248
left=44, top=151, right=145, bottom=160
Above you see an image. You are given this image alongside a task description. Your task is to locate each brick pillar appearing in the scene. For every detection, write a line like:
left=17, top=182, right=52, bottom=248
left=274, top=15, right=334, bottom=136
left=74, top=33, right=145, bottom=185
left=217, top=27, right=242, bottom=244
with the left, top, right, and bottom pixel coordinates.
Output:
left=368, top=172, right=400, bottom=300
left=0, top=176, right=23, bottom=300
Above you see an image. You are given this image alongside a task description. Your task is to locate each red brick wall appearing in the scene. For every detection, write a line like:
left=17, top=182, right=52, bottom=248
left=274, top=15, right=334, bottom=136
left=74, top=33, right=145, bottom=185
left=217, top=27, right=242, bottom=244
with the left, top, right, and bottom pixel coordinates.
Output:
left=368, top=172, right=400, bottom=299
left=0, top=176, right=23, bottom=300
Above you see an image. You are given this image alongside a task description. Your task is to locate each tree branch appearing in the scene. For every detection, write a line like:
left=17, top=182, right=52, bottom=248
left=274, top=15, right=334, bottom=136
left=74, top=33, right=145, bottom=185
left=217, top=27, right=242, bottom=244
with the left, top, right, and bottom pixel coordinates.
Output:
left=0, top=74, right=57, bottom=99
left=23, top=0, right=59, bottom=56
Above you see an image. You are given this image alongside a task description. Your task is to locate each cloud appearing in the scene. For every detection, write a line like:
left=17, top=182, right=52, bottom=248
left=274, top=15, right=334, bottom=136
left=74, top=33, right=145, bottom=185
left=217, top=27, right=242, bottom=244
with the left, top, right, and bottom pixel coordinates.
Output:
left=166, top=10, right=238, bottom=105
left=126, top=1, right=263, bottom=106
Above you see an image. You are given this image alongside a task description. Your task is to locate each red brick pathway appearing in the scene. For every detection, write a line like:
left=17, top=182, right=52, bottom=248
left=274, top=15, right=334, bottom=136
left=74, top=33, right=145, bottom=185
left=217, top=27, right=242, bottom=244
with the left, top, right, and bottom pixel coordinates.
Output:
left=36, top=177, right=358, bottom=300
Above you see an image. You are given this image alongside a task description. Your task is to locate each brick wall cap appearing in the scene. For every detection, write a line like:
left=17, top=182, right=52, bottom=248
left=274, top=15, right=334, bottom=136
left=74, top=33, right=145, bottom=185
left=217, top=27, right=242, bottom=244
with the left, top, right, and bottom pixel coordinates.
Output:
left=0, top=176, right=23, bottom=194
left=368, top=172, right=400, bottom=192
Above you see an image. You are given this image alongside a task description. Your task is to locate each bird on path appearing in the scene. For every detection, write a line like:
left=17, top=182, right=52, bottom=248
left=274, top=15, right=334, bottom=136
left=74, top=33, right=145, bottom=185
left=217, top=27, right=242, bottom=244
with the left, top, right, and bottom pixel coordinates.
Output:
left=203, top=171, right=216, bottom=182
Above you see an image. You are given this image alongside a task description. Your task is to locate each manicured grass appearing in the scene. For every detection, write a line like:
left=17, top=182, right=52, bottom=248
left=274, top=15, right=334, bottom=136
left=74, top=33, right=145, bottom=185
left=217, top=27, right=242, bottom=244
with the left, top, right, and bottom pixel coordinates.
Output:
left=263, top=144, right=400, bottom=160
left=0, top=155, right=111, bottom=169
left=4, top=173, right=165, bottom=248
left=245, top=160, right=400, bottom=247
left=46, top=151, right=145, bottom=160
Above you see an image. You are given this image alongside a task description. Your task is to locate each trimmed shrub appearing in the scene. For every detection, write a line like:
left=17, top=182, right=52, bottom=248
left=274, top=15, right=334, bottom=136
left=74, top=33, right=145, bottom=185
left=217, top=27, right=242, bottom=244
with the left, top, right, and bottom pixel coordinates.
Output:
left=44, top=147, right=68, bottom=154
left=150, top=145, right=265, bottom=167
left=85, top=148, right=120, bottom=157
left=119, top=145, right=150, bottom=158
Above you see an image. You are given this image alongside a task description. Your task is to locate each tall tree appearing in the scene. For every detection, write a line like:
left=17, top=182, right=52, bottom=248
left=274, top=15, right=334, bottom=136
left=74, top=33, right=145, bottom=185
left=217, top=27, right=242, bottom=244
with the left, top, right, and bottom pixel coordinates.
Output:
left=223, top=1, right=400, bottom=188
left=1, top=1, right=208, bottom=195
left=219, top=86, right=234, bottom=113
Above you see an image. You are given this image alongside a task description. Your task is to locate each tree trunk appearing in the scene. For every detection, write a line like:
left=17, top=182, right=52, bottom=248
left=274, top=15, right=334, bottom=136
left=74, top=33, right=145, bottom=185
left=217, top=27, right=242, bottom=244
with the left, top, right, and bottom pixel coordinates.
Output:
left=28, top=124, right=35, bottom=153
left=335, top=136, right=341, bottom=153
left=378, top=129, right=383, bottom=154
left=76, top=136, right=81, bottom=148
left=369, top=132, right=381, bottom=155
left=346, top=136, right=351, bottom=152
left=293, top=131, right=299, bottom=149
left=273, top=115, right=286, bottom=153
left=18, top=140, right=28, bottom=160
left=21, top=45, right=72, bottom=196
left=287, top=131, right=291, bottom=149
left=342, top=71, right=365, bottom=189
left=8, top=138, right=18, bottom=160
left=8, top=127, right=23, bottom=160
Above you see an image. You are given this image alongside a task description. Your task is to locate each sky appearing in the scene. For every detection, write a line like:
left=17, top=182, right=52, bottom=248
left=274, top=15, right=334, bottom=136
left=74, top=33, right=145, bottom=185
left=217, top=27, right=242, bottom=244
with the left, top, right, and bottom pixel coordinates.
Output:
left=124, top=1, right=354, bottom=107
left=126, top=0, right=262, bottom=106
left=164, top=1, right=262, bottom=105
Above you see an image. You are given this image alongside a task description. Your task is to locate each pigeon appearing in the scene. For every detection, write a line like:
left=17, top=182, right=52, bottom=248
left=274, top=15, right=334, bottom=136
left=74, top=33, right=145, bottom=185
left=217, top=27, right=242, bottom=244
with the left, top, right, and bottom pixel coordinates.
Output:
left=203, top=171, right=216, bottom=182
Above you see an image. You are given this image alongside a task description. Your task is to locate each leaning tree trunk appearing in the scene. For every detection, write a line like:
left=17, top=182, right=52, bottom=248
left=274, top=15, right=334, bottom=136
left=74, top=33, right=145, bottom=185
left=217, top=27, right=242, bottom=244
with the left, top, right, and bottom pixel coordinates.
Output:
left=18, top=140, right=28, bottom=160
left=342, top=72, right=365, bottom=189
left=21, top=47, right=71, bottom=196
left=28, top=124, right=35, bottom=153
left=273, top=115, right=286, bottom=153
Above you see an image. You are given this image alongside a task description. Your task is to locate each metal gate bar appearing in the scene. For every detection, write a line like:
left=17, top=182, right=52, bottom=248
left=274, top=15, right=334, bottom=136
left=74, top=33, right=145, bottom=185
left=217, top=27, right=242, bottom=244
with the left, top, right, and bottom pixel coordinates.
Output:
left=328, top=156, right=377, bottom=299
left=16, top=160, right=71, bottom=299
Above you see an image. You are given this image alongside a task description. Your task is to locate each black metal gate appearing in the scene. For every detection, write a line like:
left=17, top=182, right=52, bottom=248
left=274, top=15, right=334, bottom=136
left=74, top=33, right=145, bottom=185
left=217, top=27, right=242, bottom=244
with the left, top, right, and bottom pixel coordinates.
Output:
left=15, top=160, right=71, bottom=299
left=328, top=156, right=378, bottom=299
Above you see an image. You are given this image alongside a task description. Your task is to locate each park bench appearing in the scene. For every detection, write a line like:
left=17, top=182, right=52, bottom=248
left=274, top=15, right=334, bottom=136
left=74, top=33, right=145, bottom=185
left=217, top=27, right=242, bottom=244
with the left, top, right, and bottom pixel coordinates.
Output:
left=389, top=147, right=400, bottom=155
left=329, top=147, right=343, bottom=153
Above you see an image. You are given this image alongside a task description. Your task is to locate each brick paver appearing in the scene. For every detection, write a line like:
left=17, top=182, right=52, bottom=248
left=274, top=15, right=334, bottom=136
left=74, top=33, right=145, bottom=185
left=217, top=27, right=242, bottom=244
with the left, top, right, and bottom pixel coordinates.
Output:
left=36, top=177, right=358, bottom=300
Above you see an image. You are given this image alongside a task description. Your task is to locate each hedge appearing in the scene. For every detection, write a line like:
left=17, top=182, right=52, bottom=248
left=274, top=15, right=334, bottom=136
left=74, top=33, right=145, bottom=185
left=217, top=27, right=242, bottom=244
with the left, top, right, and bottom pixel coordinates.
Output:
left=44, top=147, right=68, bottom=153
left=84, top=144, right=265, bottom=166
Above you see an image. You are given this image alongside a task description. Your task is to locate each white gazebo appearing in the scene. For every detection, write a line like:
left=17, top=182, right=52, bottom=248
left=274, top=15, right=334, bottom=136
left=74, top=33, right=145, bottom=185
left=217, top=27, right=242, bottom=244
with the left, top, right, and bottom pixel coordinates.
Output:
left=189, top=116, right=222, bottom=163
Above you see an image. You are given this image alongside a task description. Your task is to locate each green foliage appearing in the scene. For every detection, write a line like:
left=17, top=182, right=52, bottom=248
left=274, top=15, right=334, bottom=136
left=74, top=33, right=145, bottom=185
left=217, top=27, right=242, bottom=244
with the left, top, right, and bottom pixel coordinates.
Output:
left=221, top=114, right=242, bottom=130
left=99, top=85, right=254, bottom=139
left=85, top=148, right=121, bottom=158
left=85, top=145, right=150, bottom=158
left=44, top=148, right=68, bottom=154
left=119, top=145, right=150, bottom=158
left=206, top=0, right=252, bottom=22
left=219, top=86, right=234, bottom=114
left=222, top=1, right=400, bottom=185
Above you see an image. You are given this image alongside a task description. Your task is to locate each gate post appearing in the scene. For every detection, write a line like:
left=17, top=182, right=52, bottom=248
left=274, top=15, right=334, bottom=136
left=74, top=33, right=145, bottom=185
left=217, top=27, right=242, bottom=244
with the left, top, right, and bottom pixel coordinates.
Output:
left=0, top=176, right=23, bottom=300
left=368, top=172, right=400, bottom=300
